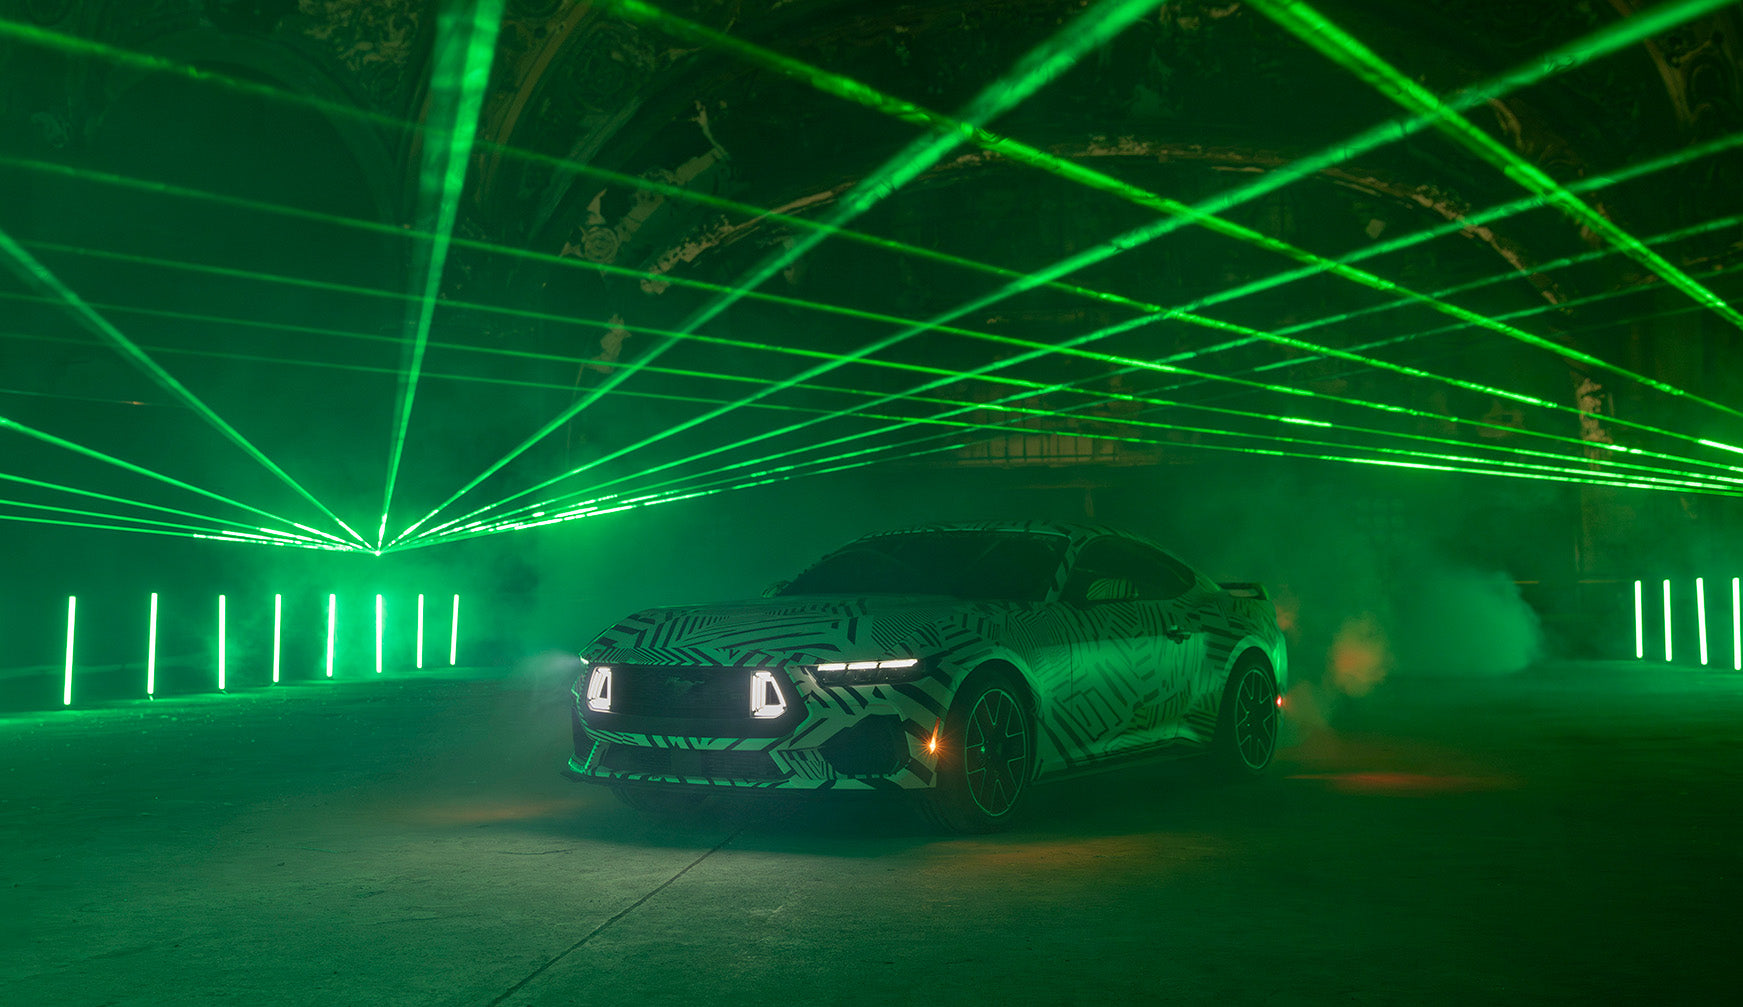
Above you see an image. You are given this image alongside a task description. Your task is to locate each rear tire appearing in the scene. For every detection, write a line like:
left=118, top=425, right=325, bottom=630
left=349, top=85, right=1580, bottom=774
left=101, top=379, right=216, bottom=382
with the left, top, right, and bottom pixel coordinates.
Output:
left=924, top=671, right=1033, bottom=833
left=1210, top=655, right=1279, bottom=778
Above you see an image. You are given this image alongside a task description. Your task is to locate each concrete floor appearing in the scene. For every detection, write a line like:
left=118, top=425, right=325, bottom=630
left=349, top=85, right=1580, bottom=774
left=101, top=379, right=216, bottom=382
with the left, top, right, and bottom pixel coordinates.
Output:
left=3, top=659, right=1739, bottom=1006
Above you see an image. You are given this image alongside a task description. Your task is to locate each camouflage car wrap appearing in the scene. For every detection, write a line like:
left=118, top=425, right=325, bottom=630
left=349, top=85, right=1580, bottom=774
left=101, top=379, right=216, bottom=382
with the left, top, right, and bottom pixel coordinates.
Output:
left=566, top=521, right=1287, bottom=793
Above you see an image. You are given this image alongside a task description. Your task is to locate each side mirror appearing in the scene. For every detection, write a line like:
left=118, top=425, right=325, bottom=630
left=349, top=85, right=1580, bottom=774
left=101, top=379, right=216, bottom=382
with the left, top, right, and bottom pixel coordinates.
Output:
left=761, top=579, right=791, bottom=598
left=1085, top=577, right=1137, bottom=603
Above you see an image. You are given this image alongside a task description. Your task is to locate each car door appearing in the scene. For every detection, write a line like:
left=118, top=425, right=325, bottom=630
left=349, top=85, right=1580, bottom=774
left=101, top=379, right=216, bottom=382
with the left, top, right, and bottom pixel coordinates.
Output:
left=1122, top=542, right=1210, bottom=745
left=1060, top=536, right=1176, bottom=758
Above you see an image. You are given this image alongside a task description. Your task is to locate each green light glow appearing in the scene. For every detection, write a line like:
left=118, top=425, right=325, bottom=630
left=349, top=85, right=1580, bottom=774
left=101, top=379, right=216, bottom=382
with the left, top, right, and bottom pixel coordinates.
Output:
left=147, top=593, right=159, bottom=696
left=1664, top=580, right=1673, bottom=663
left=1634, top=580, right=1644, bottom=661
left=218, top=595, right=227, bottom=691
left=0, top=226, right=364, bottom=546
left=378, top=0, right=506, bottom=550
left=449, top=595, right=459, bottom=666
left=375, top=594, right=385, bottom=675
left=1697, top=578, right=1709, bottom=667
left=417, top=594, right=425, bottom=670
left=1248, top=0, right=1743, bottom=413
left=1733, top=578, right=1740, bottom=672
left=273, top=594, right=282, bottom=684
left=326, top=594, right=337, bottom=679
left=63, top=596, right=75, bottom=706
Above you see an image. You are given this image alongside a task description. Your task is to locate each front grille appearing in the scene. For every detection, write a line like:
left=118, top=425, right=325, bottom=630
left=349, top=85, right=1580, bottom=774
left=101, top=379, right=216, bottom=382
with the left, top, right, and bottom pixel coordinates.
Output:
left=611, top=664, right=760, bottom=719
left=598, top=743, right=784, bottom=780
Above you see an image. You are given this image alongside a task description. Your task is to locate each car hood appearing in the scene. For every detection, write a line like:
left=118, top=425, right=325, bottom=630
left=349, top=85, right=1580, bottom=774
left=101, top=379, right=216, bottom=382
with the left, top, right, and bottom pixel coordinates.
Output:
left=584, top=594, right=1003, bottom=668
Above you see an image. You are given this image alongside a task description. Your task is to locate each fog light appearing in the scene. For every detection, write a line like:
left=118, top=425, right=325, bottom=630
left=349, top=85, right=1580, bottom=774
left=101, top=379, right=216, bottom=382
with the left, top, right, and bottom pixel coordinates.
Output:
left=587, top=666, right=613, bottom=712
left=750, top=670, right=786, bottom=718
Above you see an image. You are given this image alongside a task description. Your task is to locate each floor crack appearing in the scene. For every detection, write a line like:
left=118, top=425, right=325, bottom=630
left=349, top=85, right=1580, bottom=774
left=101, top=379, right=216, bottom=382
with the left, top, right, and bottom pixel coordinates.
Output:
left=484, top=827, right=742, bottom=1006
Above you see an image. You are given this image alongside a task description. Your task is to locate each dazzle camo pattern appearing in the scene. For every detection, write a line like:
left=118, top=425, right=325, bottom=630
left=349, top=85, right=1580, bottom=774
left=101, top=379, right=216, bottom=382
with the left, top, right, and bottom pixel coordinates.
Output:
left=568, top=521, right=1287, bottom=792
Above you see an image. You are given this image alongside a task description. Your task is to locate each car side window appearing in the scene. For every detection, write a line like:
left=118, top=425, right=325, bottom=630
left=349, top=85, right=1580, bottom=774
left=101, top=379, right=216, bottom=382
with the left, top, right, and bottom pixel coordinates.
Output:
left=1064, top=537, right=1196, bottom=603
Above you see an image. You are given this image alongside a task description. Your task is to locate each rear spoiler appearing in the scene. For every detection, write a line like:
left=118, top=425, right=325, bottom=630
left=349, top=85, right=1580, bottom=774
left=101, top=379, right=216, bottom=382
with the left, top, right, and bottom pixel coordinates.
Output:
left=1218, top=581, right=1269, bottom=601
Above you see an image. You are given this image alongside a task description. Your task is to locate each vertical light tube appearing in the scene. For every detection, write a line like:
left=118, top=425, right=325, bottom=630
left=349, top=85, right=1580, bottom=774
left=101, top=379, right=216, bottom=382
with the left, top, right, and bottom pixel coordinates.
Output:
left=1663, top=579, right=1673, bottom=662
left=450, top=594, right=460, bottom=666
left=1696, top=578, right=1709, bottom=666
left=326, top=593, right=337, bottom=678
left=416, top=593, right=426, bottom=669
left=217, top=594, right=227, bottom=691
left=147, top=593, right=159, bottom=696
left=1633, top=580, right=1643, bottom=660
left=375, top=594, right=384, bottom=674
left=63, top=596, right=76, bottom=707
left=272, top=594, right=282, bottom=683
left=1733, top=577, right=1740, bottom=672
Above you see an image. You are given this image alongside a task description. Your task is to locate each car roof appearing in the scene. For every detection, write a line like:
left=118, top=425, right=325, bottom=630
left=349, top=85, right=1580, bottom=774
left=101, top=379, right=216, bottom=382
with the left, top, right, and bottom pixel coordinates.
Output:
left=857, top=519, right=1163, bottom=551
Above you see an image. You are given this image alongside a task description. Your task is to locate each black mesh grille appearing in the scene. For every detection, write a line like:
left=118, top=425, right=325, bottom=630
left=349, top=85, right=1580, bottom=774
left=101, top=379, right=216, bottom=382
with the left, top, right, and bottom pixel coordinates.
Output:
left=611, top=665, right=759, bottom=719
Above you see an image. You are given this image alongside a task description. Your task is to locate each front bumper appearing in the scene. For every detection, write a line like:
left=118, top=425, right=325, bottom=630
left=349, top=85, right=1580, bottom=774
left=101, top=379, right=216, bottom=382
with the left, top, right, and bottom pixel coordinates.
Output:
left=566, top=667, right=949, bottom=791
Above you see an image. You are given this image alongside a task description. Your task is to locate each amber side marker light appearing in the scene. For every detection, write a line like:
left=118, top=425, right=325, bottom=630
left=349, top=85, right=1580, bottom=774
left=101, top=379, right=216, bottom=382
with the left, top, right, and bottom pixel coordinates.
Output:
left=927, top=719, right=941, bottom=755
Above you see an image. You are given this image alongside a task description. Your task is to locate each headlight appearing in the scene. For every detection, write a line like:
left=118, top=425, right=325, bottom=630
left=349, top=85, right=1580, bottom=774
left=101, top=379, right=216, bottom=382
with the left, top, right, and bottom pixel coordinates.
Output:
left=585, top=665, right=613, bottom=712
left=750, top=670, right=787, bottom=718
left=812, top=657, right=928, bottom=685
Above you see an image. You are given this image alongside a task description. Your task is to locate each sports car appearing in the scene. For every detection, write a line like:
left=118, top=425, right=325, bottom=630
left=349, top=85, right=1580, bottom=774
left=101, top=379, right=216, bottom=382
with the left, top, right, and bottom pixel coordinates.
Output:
left=565, top=520, right=1286, bottom=831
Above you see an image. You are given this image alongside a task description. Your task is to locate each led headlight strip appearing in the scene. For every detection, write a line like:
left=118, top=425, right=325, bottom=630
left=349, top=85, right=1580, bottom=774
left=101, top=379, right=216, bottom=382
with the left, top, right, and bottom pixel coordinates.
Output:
left=814, top=659, right=927, bottom=686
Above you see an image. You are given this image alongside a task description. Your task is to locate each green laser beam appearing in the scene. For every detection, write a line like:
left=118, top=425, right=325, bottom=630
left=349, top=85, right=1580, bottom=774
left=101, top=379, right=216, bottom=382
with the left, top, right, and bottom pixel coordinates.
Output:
left=1, top=0, right=1728, bottom=411
left=0, top=508, right=351, bottom=547
left=434, top=337, right=1743, bottom=540
left=4, top=0, right=1720, bottom=390
left=0, top=497, right=301, bottom=537
left=20, top=202, right=1736, bottom=515
left=1142, top=126, right=1743, bottom=368
left=11, top=144, right=1728, bottom=478
left=388, top=0, right=1162, bottom=546
left=379, top=0, right=506, bottom=548
left=0, top=471, right=329, bottom=542
left=17, top=286, right=1735, bottom=511
left=10, top=142, right=1729, bottom=533
left=0, top=412, right=350, bottom=543
left=399, top=402, right=1740, bottom=551
left=418, top=0, right=1739, bottom=521
left=0, top=224, right=367, bottom=545
left=1247, top=0, right=1743, bottom=414
left=604, top=0, right=1735, bottom=404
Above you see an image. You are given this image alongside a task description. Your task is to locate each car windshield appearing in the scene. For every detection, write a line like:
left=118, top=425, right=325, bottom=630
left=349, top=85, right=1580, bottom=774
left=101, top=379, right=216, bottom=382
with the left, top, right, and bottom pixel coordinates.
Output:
left=781, top=531, right=1067, bottom=601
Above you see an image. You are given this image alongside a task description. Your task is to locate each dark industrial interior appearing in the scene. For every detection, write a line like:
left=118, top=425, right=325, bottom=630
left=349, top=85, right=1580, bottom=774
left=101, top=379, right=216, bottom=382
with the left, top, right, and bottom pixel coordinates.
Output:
left=3, top=0, right=1742, bottom=1002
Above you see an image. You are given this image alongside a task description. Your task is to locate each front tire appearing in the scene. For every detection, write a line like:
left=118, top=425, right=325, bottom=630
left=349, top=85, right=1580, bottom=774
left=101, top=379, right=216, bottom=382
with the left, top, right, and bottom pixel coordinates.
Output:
left=924, top=672, right=1033, bottom=833
left=1210, top=656, right=1279, bottom=778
